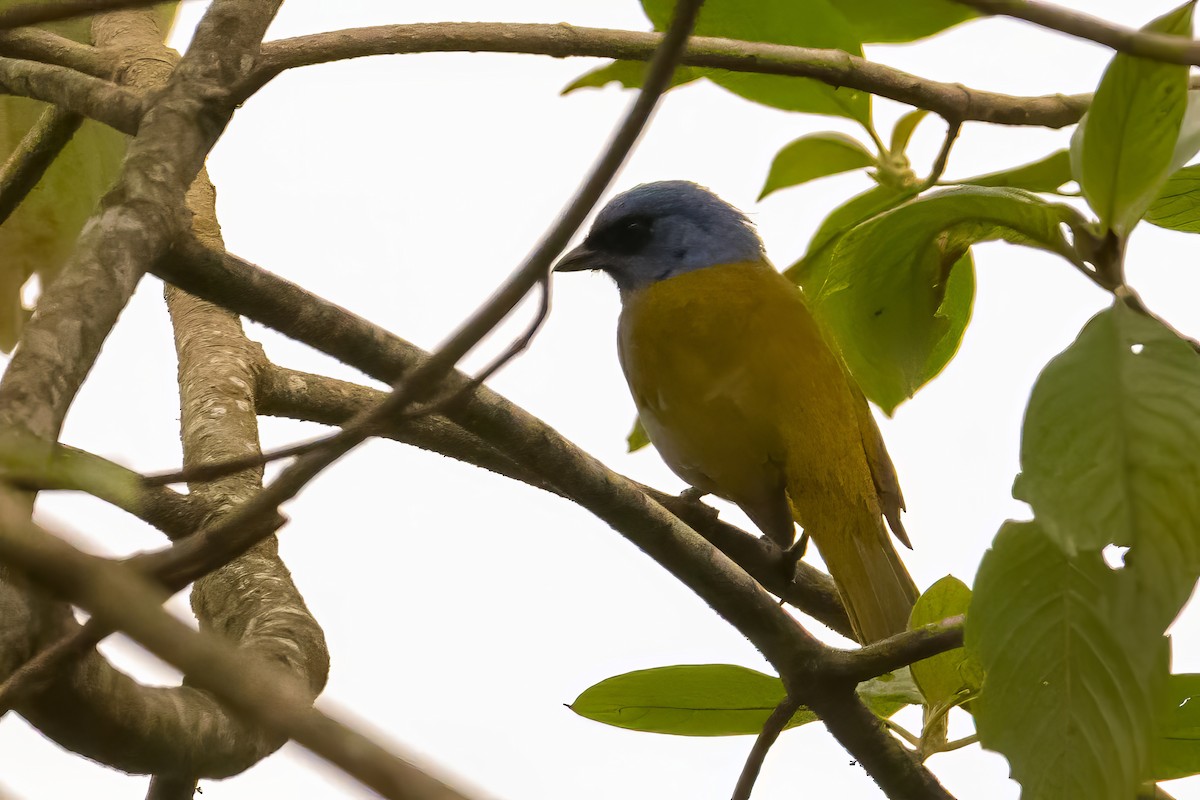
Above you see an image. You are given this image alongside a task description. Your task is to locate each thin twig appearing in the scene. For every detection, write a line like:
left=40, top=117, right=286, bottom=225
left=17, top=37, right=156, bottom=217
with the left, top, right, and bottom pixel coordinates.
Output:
left=882, top=718, right=922, bottom=748
left=142, top=273, right=552, bottom=486
left=248, top=23, right=1094, bottom=128
left=955, top=0, right=1200, bottom=65
left=0, top=0, right=170, bottom=30
left=919, top=118, right=962, bottom=191
left=732, top=695, right=803, bottom=800
left=405, top=273, right=552, bottom=420
left=939, top=733, right=979, bottom=753
left=0, top=105, right=81, bottom=226
left=830, top=617, right=965, bottom=682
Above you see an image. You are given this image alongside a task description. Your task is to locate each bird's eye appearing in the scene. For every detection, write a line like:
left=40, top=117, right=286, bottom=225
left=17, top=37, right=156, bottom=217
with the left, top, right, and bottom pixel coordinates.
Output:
left=597, top=215, right=654, bottom=255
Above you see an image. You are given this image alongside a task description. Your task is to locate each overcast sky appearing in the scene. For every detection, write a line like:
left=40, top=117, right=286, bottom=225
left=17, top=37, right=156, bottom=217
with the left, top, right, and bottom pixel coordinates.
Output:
left=3, top=1, right=1200, bottom=798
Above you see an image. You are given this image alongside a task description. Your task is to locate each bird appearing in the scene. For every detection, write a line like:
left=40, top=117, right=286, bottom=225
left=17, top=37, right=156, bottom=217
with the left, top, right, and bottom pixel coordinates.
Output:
left=554, top=180, right=917, bottom=643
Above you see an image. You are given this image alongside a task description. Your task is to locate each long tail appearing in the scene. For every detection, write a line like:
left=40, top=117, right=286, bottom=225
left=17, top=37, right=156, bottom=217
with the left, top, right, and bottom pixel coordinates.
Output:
left=808, top=504, right=918, bottom=644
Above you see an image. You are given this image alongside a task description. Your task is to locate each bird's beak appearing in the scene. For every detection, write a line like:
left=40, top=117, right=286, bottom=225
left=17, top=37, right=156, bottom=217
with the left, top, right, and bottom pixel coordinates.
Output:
left=553, top=242, right=600, bottom=273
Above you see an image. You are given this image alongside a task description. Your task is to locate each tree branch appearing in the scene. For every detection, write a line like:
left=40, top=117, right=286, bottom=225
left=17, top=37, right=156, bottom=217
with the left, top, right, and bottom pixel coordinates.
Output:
left=254, top=364, right=856, bottom=637
left=955, top=0, right=1200, bottom=64
left=732, top=694, right=803, bottom=800
left=250, top=23, right=1094, bottom=128
left=0, top=27, right=112, bottom=78
left=149, top=242, right=953, bottom=796
left=830, top=617, right=966, bottom=683
left=0, top=54, right=140, bottom=132
left=0, top=491, right=478, bottom=800
left=145, top=162, right=329, bottom=794
left=0, top=104, right=80, bottom=227
left=0, top=0, right=291, bottom=779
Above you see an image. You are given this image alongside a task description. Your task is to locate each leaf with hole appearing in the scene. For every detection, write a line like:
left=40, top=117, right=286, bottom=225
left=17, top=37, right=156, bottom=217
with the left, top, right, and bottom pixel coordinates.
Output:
left=1014, top=302, right=1200, bottom=627
left=967, top=521, right=1170, bottom=800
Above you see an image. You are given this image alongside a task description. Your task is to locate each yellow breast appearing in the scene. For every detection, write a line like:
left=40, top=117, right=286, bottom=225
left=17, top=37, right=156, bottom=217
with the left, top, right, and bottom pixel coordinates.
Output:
left=616, top=260, right=877, bottom=525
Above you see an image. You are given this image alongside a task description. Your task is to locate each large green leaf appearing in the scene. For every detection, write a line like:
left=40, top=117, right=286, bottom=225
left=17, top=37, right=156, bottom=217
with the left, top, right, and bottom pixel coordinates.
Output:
left=1014, top=303, right=1200, bottom=625
left=0, top=3, right=178, bottom=352
left=643, top=0, right=869, bottom=123
left=957, top=150, right=1074, bottom=194
left=759, top=132, right=876, bottom=199
left=1075, top=2, right=1194, bottom=236
left=967, top=521, right=1170, bottom=800
left=812, top=186, right=1074, bottom=413
left=1153, top=673, right=1200, bottom=780
left=1145, top=163, right=1200, bottom=233
left=830, top=0, right=977, bottom=43
left=569, top=664, right=912, bottom=736
left=908, top=576, right=978, bottom=711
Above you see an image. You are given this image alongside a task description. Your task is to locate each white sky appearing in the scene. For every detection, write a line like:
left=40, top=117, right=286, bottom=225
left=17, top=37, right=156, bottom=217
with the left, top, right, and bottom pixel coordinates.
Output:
left=3, top=1, right=1200, bottom=798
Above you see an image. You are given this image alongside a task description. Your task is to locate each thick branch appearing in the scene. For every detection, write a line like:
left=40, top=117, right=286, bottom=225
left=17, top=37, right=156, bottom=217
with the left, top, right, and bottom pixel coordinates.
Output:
left=145, top=169, right=329, bottom=788
left=956, top=0, right=1200, bottom=65
left=830, top=617, right=966, bottom=682
left=0, top=54, right=140, bottom=132
left=0, top=0, right=288, bottom=778
left=252, top=23, right=1092, bottom=128
left=806, top=687, right=954, bottom=800
left=256, top=365, right=855, bottom=637
left=0, top=494, right=477, bottom=800
left=0, top=27, right=112, bottom=77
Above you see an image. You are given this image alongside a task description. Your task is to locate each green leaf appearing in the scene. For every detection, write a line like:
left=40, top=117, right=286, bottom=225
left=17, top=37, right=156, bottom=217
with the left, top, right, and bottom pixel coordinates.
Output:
left=642, top=0, right=870, bottom=123
left=784, top=183, right=918, bottom=287
left=1014, top=302, right=1200, bottom=625
left=759, top=132, right=876, bottom=199
left=813, top=186, right=1074, bottom=413
left=889, top=109, right=930, bottom=156
left=561, top=60, right=699, bottom=95
left=958, top=149, right=1074, bottom=194
left=0, top=2, right=179, bottom=352
left=908, top=576, right=977, bottom=710
left=830, top=0, right=977, bottom=43
left=1146, top=163, right=1200, bottom=233
left=570, top=664, right=910, bottom=736
left=1153, top=673, right=1200, bottom=779
left=626, top=416, right=650, bottom=452
left=967, top=521, right=1170, bottom=800
left=1076, top=2, right=1195, bottom=236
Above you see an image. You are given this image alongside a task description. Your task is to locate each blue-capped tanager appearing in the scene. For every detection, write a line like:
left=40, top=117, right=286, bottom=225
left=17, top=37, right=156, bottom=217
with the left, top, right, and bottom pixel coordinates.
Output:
left=555, top=181, right=917, bottom=643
